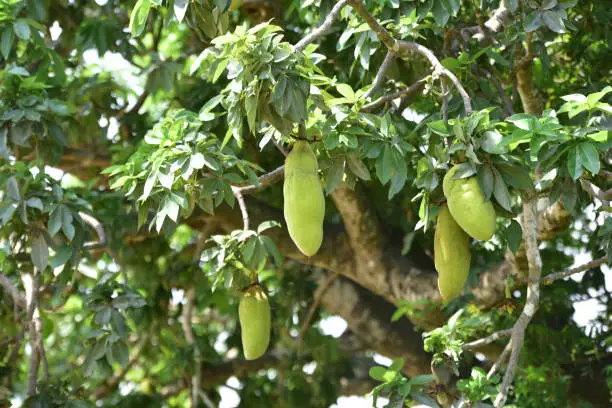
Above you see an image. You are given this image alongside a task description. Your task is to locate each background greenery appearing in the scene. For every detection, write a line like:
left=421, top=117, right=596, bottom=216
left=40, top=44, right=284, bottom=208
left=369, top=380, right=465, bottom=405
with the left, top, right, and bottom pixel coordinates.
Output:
left=0, top=0, right=610, bottom=407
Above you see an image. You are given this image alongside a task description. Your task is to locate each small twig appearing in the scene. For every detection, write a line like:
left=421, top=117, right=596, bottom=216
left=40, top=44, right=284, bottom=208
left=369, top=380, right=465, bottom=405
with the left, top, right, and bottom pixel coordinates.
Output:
left=599, top=170, right=612, bottom=179
left=487, top=338, right=512, bottom=380
left=363, top=51, right=395, bottom=100
left=231, top=165, right=285, bottom=195
left=294, top=0, right=352, bottom=52
left=539, top=256, right=608, bottom=286
left=397, top=41, right=472, bottom=115
left=274, top=141, right=288, bottom=157
left=441, top=77, right=448, bottom=122
left=0, top=274, right=26, bottom=308
left=494, top=198, right=542, bottom=408
left=231, top=187, right=250, bottom=231
left=79, top=212, right=107, bottom=249
left=297, top=272, right=340, bottom=356
left=361, top=75, right=428, bottom=112
left=580, top=179, right=611, bottom=205
left=463, top=328, right=512, bottom=351
left=92, top=336, right=148, bottom=399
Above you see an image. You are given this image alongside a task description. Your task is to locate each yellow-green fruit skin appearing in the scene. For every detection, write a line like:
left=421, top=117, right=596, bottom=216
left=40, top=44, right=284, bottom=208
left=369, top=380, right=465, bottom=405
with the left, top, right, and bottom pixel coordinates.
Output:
left=443, top=166, right=496, bottom=241
left=283, top=141, right=325, bottom=257
left=434, top=205, right=471, bottom=300
left=239, top=286, right=271, bottom=360
left=228, top=0, right=243, bottom=12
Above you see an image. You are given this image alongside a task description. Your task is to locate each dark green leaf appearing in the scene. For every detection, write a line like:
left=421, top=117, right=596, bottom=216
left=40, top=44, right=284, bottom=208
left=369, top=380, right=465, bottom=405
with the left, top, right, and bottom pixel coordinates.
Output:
left=6, top=176, right=20, bottom=201
left=507, top=220, right=522, bottom=254
left=13, top=20, right=31, bottom=40
left=577, top=142, right=600, bottom=175
left=496, top=163, right=534, bottom=191
left=492, top=167, right=512, bottom=211
left=110, top=310, right=129, bottom=339
left=108, top=340, right=129, bottom=367
left=347, top=155, right=371, bottom=180
left=325, top=159, right=345, bottom=193
left=94, top=307, right=112, bottom=325
left=31, top=234, right=49, bottom=272
left=174, top=0, right=189, bottom=22
left=50, top=246, right=73, bottom=268
left=61, top=206, right=75, bottom=240
left=477, top=165, right=495, bottom=200
left=567, top=146, right=583, bottom=180
left=1, top=27, right=14, bottom=59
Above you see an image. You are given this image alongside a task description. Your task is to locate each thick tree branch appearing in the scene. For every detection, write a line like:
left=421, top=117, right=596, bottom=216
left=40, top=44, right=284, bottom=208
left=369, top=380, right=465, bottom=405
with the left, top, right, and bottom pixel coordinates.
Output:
left=461, top=5, right=511, bottom=42
left=494, top=198, right=542, bottom=408
left=487, top=339, right=512, bottom=380
left=294, top=0, right=352, bottom=52
left=22, top=273, right=41, bottom=395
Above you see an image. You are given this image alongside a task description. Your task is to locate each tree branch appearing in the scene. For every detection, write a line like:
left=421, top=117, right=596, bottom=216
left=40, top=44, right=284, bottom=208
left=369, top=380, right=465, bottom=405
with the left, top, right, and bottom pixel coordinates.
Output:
left=397, top=40, right=472, bottom=115
left=361, top=74, right=428, bottom=112
left=539, top=256, right=608, bottom=286
left=294, top=0, right=352, bottom=52
left=22, top=273, right=41, bottom=395
left=297, top=272, right=340, bottom=356
left=494, top=198, right=542, bottom=408
left=79, top=211, right=108, bottom=249
left=231, top=187, right=250, bottom=231
left=363, top=51, right=395, bottom=100
left=463, top=329, right=512, bottom=351
left=487, top=338, right=512, bottom=380
left=231, top=165, right=284, bottom=195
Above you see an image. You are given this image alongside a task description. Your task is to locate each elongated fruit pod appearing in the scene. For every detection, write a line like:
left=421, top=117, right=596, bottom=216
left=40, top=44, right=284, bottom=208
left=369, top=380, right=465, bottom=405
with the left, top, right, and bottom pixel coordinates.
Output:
left=283, top=141, right=325, bottom=256
left=442, top=165, right=496, bottom=241
left=434, top=204, right=471, bottom=300
left=239, top=285, right=271, bottom=360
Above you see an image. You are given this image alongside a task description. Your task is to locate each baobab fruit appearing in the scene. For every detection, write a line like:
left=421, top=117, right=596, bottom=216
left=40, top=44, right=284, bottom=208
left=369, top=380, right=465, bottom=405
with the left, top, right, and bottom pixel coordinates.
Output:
left=442, top=165, right=496, bottom=241
left=283, top=141, right=325, bottom=256
left=434, top=205, right=471, bottom=300
left=239, top=285, right=271, bottom=360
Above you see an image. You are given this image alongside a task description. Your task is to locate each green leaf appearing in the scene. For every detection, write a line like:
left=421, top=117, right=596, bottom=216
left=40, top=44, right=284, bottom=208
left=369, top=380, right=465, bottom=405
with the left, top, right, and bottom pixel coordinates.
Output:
left=94, top=308, right=112, bottom=325
left=477, top=165, right=495, bottom=200
left=6, top=176, right=20, bottom=201
left=347, top=155, right=371, bottom=180
left=31, top=234, right=49, bottom=272
left=111, top=309, right=129, bottom=339
left=567, top=146, right=583, bottom=180
left=507, top=220, right=522, bottom=254
left=50, top=246, right=73, bottom=268
left=408, top=375, right=436, bottom=386
left=257, top=220, right=279, bottom=234
left=108, top=340, right=130, bottom=368
left=129, top=0, right=151, bottom=38
left=369, top=366, right=387, bottom=381
left=481, top=130, right=508, bottom=154
left=492, top=167, right=512, bottom=211
left=48, top=207, right=62, bottom=236
left=577, top=142, right=600, bottom=175
left=542, top=10, right=565, bottom=33
left=61, top=206, right=75, bottom=240
left=496, top=163, right=534, bottom=191
left=325, top=159, right=345, bottom=193
left=388, top=173, right=406, bottom=200
left=260, top=235, right=282, bottom=266
left=13, top=20, right=31, bottom=41
left=1, top=27, right=14, bottom=59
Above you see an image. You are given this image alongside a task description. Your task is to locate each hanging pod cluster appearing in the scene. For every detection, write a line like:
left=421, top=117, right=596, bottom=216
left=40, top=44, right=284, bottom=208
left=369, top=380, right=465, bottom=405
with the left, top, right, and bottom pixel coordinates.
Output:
left=434, top=165, right=497, bottom=300
left=238, top=285, right=271, bottom=360
left=283, top=141, right=326, bottom=257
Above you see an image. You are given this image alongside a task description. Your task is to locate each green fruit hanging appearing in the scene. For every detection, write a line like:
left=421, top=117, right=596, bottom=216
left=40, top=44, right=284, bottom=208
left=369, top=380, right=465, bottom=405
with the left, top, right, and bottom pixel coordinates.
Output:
left=434, top=204, right=471, bottom=300
left=283, top=141, right=325, bottom=257
left=442, top=165, right=496, bottom=241
left=239, top=285, right=271, bottom=360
